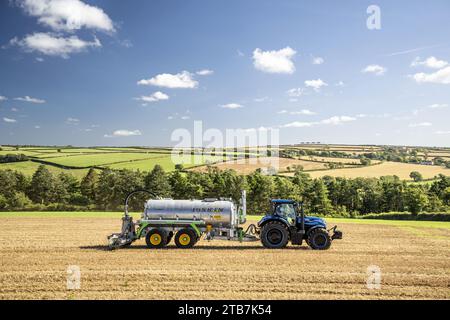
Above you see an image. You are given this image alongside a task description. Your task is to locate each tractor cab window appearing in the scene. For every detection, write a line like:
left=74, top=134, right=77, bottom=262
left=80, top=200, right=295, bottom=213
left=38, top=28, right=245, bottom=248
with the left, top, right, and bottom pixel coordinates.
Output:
left=275, top=203, right=296, bottom=224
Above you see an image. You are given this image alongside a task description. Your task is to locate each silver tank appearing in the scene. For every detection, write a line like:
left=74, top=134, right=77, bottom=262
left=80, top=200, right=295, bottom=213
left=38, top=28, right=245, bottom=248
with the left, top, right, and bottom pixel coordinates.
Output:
left=144, top=199, right=237, bottom=228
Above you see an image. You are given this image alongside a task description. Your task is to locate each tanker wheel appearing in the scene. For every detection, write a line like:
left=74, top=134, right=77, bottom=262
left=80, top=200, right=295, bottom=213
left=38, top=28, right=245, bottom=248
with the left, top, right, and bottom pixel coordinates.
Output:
left=260, top=221, right=289, bottom=249
left=307, top=228, right=331, bottom=250
left=175, top=228, right=196, bottom=248
left=145, top=228, right=168, bottom=248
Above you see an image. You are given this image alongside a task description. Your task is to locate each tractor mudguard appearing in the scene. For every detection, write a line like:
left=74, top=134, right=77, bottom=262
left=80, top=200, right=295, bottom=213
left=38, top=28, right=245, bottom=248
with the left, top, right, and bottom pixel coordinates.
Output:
left=257, top=215, right=290, bottom=229
left=306, top=225, right=326, bottom=237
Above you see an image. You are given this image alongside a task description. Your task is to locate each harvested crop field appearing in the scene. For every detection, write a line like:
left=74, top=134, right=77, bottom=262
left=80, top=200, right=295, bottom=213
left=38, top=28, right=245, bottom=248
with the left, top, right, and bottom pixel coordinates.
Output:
left=190, top=157, right=328, bottom=174
left=298, top=156, right=380, bottom=165
left=283, top=161, right=450, bottom=180
left=0, top=213, right=449, bottom=300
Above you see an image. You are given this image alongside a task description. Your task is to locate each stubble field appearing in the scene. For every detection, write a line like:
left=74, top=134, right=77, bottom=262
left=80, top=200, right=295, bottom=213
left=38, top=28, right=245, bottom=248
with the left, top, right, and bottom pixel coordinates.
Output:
left=0, top=214, right=449, bottom=300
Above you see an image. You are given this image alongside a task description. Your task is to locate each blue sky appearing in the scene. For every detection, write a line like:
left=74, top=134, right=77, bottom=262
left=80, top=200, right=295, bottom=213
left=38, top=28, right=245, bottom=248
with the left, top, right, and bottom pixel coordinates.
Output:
left=0, top=0, right=449, bottom=147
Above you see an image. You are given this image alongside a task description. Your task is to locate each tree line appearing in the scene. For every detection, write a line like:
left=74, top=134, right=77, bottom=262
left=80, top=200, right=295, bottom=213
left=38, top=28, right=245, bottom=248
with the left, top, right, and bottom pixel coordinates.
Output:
left=0, top=164, right=449, bottom=216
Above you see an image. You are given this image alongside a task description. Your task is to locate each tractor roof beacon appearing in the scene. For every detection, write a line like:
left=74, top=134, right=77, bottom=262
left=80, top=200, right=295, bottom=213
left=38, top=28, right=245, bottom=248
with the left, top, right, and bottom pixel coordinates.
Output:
left=107, top=190, right=342, bottom=250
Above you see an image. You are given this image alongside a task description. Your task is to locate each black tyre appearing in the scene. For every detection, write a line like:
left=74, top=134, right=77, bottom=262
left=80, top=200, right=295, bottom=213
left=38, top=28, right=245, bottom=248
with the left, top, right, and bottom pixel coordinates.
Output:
left=145, top=228, right=168, bottom=248
left=166, top=231, right=174, bottom=244
left=307, top=228, right=331, bottom=250
left=175, top=228, right=197, bottom=248
left=260, top=221, right=289, bottom=249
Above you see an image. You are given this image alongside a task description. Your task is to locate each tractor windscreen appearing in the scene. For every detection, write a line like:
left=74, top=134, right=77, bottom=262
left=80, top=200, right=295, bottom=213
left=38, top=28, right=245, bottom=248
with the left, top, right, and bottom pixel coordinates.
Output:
left=275, top=204, right=296, bottom=224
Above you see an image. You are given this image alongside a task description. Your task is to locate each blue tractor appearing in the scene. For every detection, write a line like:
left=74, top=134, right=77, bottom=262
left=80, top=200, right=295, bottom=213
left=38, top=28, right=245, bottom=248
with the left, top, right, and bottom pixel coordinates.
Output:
left=257, top=199, right=342, bottom=249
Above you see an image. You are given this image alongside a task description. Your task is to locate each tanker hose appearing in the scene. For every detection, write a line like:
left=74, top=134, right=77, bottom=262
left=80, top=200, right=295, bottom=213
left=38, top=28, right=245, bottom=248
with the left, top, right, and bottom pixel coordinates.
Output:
left=123, top=189, right=159, bottom=217
left=244, top=224, right=258, bottom=236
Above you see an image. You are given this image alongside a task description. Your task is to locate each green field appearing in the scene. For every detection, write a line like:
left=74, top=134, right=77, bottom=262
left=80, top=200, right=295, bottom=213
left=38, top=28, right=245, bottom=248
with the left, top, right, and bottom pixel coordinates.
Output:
left=2, top=211, right=449, bottom=229
left=0, top=161, right=90, bottom=179
left=42, top=152, right=168, bottom=167
left=106, top=154, right=225, bottom=171
left=0, top=146, right=228, bottom=175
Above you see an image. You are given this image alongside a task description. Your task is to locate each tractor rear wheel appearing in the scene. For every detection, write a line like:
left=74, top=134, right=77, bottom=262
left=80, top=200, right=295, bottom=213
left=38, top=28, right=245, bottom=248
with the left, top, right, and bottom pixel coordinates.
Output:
left=260, top=221, right=289, bottom=249
left=145, top=228, right=168, bottom=248
left=175, top=228, right=197, bottom=248
left=307, top=228, right=331, bottom=250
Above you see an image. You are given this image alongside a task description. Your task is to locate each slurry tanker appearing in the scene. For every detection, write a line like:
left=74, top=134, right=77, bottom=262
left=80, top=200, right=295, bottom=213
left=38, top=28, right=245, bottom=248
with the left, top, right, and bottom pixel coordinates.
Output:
left=108, top=190, right=342, bottom=250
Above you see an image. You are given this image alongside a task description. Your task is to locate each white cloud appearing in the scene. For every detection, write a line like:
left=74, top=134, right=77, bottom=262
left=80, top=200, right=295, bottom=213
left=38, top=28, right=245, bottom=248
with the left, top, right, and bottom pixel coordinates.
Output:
left=104, top=129, right=142, bottom=138
left=237, top=49, right=245, bottom=57
left=278, top=109, right=316, bottom=115
left=10, top=32, right=101, bottom=58
left=3, top=117, right=17, bottom=123
left=135, top=91, right=169, bottom=103
left=167, top=112, right=190, bottom=120
left=362, top=64, right=387, bottom=76
left=11, top=108, right=19, bottom=112
left=138, top=71, right=198, bottom=89
left=252, top=47, right=296, bottom=74
left=412, top=66, right=450, bottom=84
left=335, top=81, right=345, bottom=87
left=118, top=39, right=133, bottom=48
left=282, top=121, right=314, bottom=128
left=320, top=116, right=356, bottom=125
left=14, top=95, right=46, bottom=103
left=254, top=96, right=268, bottom=102
left=220, top=103, right=243, bottom=109
left=384, top=45, right=442, bottom=57
left=290, top=109, right=316, bottom=115
left=281, top=115, right=355, bottom=128
left=360, top=113, right=391, bottom=119
left=35, top=57, right=44, bottom=62
left=18, top=0, right=115, bottom=33
left=427, top=103, right=448, bottom=109
left=434, top=130, right=450, bottom=134
left=312, top=56, right=324, bottom=65
left=286, top=88, right=304, bottom=97
left=0, top=95, right=7, bottom=102
left=408, top=122, right=432, bottom=127
left=66, top=117, right=79, bottom=124
left=304, top=79, right=328, bottom=92
left=196, top=69, right=213, bottom=76
left=34, top=125, right=41, bottom=129
left=244, top=126, right=271, bottom=133
left=411, top=56, right=448, bottom=69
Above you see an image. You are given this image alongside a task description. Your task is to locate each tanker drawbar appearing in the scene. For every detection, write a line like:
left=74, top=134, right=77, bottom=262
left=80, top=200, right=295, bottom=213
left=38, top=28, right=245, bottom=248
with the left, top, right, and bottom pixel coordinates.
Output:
left=107, top=190, right=342, bottom=250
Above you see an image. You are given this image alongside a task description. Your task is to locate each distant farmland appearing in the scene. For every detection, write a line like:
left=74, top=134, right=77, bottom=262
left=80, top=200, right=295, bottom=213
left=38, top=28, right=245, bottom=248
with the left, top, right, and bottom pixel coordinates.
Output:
left=0, top=145, right=449, bottom=181
left=0, top=146, right=234, bottom=176
left=190, top=157, right=328, bottom=174
left=283, top=161, right=450, bottom=180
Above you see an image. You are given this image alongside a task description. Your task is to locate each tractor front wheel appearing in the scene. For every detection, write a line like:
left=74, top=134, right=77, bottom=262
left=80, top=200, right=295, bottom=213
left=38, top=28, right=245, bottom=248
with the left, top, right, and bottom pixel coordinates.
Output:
left=307, top=228, right=331, bottom=250
left=145, top=228, right=168, bottom=248
left=260, top=221, right=289, bottom=249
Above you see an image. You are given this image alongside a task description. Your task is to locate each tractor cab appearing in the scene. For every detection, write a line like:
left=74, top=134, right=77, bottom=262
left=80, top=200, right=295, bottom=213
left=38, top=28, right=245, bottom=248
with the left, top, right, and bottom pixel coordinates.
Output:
left=270, top=199, right=297, bottom=224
